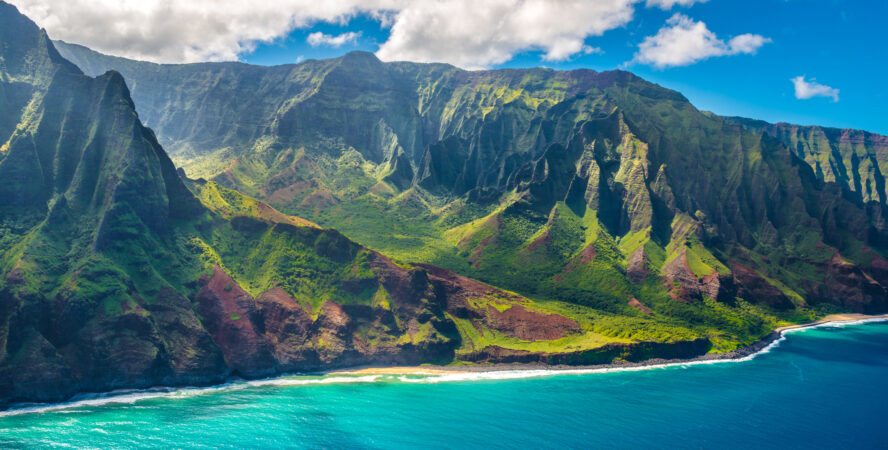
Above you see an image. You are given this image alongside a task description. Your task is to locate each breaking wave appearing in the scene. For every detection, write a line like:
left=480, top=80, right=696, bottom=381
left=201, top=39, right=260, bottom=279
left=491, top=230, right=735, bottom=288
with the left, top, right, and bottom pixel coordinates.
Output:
left=3, top=317, right=886, bottom=417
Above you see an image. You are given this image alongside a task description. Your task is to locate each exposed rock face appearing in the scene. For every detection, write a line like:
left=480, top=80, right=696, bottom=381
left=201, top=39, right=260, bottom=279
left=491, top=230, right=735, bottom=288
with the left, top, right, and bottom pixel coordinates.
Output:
left=484, top=305, right=581, bottom=341
left=145, top=288, right=228, bottom=380
left=194, top=267, right=277, bottom=377
left=254, top=287, right=314, bottom=365
left=727, top=118, right=888, bottom=205
left=731, top=263, right=795, bottom=310
left=415, top=263, right=582, bottom=341
left=661, top=249, right=733, bottom=303
left=626, top=247, right=649, bottom=284
left=818, top=254, right=888, bottom=313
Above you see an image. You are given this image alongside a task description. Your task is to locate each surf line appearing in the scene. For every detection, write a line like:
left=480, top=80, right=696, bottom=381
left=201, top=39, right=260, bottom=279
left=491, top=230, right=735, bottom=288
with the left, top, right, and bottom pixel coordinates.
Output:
left=2, top=316, right=886, bottom=416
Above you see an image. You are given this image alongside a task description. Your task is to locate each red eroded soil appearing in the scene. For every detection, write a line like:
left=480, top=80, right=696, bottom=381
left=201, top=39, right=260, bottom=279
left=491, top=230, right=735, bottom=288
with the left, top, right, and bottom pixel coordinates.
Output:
left=485, top=304, right=582, bottom=340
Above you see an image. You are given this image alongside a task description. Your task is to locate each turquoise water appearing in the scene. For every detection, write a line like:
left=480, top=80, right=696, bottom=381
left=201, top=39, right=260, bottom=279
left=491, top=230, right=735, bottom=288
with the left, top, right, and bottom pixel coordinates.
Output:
left=2, top=320, right=888, bottom=449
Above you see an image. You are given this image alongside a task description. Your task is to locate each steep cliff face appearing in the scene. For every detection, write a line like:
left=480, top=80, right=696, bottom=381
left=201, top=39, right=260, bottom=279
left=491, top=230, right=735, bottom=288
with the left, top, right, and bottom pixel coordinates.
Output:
left=55, top=41, right=625, bottom=198
left=54, top=42, right=888, bottom=218
left=725, top=117, right=888, bottom=205
left=4, top=5, right=673, bottom=408
left=444, top=100, right=888, bottom=318
left=53, top=36, right=888, bottom=338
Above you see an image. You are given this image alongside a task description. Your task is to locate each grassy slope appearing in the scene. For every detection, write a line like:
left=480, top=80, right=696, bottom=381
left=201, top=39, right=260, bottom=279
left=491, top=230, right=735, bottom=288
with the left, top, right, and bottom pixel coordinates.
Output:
left=0, top=21, right=647, bottom=376
left=213, top=78, right=883, bottom=352
left=50, top=42, right=888, bottom=355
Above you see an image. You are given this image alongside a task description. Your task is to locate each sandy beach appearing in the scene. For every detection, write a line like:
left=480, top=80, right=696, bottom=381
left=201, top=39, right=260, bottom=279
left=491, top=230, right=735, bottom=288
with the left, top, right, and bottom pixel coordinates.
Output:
left=331, top=367, right=471, bottom=375
left=330, top=313, right=888, bottom=376
left=772, top=313, right=888, bottom=332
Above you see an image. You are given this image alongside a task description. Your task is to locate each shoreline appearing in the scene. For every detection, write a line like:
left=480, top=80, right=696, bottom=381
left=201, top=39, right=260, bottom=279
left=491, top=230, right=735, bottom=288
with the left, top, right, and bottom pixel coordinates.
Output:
left=330, top=313, right=888, bottom=376
left=3, top=313, right=887, bottom=415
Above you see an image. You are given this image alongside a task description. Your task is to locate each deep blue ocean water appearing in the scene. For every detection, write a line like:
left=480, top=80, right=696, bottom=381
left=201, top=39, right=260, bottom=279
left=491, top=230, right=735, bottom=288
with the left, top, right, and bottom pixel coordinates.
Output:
left=2, top=320, right=888, bottom=449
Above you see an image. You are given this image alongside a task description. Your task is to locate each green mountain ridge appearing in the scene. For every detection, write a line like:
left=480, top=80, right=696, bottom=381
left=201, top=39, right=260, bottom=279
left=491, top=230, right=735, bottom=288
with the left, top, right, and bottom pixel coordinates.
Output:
left=3, top=4, right=707, bottom=408
left=56, top=41, right=888, bottom=210
left=55, top=40, right=888, bottom=209
left=722, top=115, right=888, bottom=204
left=52, top=38, right=888, bottom=321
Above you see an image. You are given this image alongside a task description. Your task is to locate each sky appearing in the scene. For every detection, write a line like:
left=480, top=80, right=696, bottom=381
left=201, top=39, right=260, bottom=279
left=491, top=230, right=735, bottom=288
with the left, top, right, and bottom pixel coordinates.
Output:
left=10, top=0, right=887, bottom=134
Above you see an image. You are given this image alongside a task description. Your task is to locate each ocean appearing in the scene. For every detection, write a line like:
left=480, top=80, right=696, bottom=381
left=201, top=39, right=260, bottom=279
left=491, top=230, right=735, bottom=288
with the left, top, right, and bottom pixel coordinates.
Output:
left=2, top=320, right=887, bottom=449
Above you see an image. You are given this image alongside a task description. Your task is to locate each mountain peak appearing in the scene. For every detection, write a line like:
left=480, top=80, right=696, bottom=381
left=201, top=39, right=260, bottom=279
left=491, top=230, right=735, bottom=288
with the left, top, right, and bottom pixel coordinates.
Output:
left=0, top=4, right=200, bottom=229
left=341, top=50, right=378, bottom=58
left=0, top=2, right=80, bottom=84
left=337, top=50, right=383, bottom=66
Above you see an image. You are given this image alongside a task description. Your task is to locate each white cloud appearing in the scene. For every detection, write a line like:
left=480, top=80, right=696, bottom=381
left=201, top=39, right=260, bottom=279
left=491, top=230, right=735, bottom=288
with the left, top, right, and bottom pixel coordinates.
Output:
left=9, top=0, right=634, bottom=68
left=645, top=0, right=707, bottom=9
left=727, top=33, right=770, bottom=54
left=307, top=31, right=361, bottom=48
left=632, top=14, right=770, bottom=68
left=9, top=0, right=399, bottom=63
left=368, top=9, right=398, bottom=28
left=791, top=76, right=839, bottom=102
left=376, top=0, right=635, bottom=68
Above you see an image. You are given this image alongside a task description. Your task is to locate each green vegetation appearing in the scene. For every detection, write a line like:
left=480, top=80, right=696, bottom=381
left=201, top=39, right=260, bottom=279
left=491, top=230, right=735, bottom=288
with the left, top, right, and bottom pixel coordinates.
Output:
left=2, top=2, right=888, bottom=409
left=51, top=38, right=888, bottom=355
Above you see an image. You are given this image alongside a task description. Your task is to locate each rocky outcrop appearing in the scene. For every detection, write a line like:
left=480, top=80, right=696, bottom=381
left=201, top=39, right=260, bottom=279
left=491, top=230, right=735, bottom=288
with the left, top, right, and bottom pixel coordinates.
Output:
left=816, top=254, right=888, bottom=313
left=194, top=267, right=277, bottom=377
left=484, top=305, right=581, bottom=341
left=254, top=287, right=314, bottom=364
left=626, top=247, right=649, bottom=284
left=730, top=252, right=888, bottom=313
left=662, top=249, right=730, bottom=302
left=731, top=263, right=795, bottom=310
left=727, top=118, right=888, bottom=205
left=416, top=263, right=582, bottom=341
left=190, top=257, right=467, bottom=373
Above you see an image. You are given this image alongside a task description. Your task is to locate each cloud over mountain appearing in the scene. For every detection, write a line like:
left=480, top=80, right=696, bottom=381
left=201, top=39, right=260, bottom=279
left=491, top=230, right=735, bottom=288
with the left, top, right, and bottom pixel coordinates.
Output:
left=307, top=31, right=361, bottom=48
left=375, top=0, right=635, bottom=68
left=10, top=0, right=397, bottom=63
left=10, top=0, right=635, bottom=68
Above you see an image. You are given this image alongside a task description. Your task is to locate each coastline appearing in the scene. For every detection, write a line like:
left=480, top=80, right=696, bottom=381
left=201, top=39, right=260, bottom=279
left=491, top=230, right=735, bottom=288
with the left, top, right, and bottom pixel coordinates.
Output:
left=3, top=313, right=887, bottom=415
left=331, top=313, right=888, bottom=376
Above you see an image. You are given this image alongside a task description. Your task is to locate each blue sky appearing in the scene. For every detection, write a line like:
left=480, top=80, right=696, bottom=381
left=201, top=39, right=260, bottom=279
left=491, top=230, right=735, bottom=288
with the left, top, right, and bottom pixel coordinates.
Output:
left=16, top=0, right=886, bottom=134
left=241, top=0, right=887, bottom=134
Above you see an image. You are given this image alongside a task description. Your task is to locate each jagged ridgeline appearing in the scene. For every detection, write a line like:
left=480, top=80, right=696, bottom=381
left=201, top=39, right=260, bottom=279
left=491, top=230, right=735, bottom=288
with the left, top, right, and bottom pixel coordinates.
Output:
left=3, top=3, right=722, bottom=408
left=54, top=37, right=888, bottom=319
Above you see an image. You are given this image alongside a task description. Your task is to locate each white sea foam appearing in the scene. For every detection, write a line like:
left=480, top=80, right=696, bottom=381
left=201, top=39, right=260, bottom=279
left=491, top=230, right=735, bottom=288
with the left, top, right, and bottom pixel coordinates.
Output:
left=0, top=375, right=398, bottom=417
left=0, top=385, right=236, bottom=417
left=2, top=317, right=885, bottom=416
left=244, top=375, right=385, bottom=387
